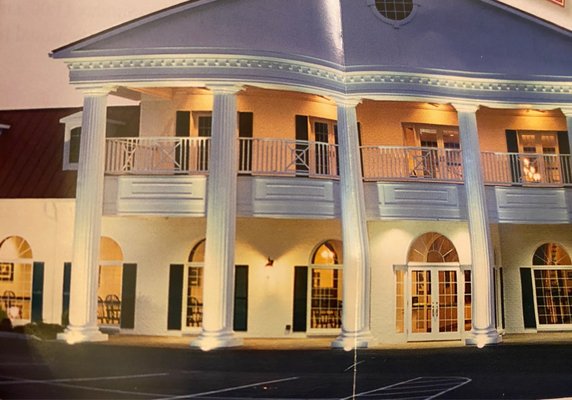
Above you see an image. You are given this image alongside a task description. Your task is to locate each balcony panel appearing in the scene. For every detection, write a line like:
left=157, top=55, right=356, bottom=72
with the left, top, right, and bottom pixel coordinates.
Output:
left=104, top=175, right=207, bottom=216
left=365, top=182, right=467, bottom=221
left=237, top=176, right=339, bottom=219
left=494, top=186, right=570, bottom=223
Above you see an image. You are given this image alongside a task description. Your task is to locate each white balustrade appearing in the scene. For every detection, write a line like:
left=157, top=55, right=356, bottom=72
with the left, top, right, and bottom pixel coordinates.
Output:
left=105, top=138, right=572, bottom=186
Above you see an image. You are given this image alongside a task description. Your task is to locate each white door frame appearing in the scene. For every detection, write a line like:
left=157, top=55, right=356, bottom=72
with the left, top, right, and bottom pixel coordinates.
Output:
left=405, top=263, right=468, bottom=341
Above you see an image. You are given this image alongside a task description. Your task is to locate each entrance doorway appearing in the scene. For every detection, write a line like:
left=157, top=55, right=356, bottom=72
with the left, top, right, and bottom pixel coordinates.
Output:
left=397, top=232, right=471, bottom=341
left=408, top=267, right=466, bottom=340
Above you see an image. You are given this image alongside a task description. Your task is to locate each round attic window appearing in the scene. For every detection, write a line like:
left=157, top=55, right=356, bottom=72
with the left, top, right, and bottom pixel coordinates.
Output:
left=368, top=0, right=418, bottom=27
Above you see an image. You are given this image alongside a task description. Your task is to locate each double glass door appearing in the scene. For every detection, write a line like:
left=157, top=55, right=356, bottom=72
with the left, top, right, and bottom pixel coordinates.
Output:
left=411, top=126, right=461, bottom=180
left=409, top=267, right=466, bottom=340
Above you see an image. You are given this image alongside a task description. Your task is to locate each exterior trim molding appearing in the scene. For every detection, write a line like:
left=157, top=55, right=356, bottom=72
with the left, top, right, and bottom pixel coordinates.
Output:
left=65, top=54, right=572, bottom=105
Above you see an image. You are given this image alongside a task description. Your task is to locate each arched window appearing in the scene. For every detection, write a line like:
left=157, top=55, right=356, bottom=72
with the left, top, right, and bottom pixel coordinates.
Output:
left=186, top=239, right=205, bottom=328
left=531, top=243, right=572, bottom=326
left=408, top=232, right=459, bottom=263
left=309, top=240, right=343, bottom=330
left=368, top=0, right=418, bottom=27
left=0, top=236, right=33, bottom=321
left=533, top=243, right=571, bottom=266
left=97, top=237, right=123, bottom=326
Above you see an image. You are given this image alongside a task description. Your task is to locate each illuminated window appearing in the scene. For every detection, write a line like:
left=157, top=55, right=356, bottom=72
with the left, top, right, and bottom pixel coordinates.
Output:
left=97, top=237, right=123, bottom=326
left=310, top=240, right=343, bottom=329
left=408, top=232, right=459, bottom=263
left=0, top=236, right=33, bottom=321
left=186, top=239, right=205, bottom=328
left=532, top=243, right=572, bottom=326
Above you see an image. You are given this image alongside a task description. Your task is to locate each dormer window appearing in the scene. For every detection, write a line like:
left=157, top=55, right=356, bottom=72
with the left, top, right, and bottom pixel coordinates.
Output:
left=368, top=0, right=418, bottom=27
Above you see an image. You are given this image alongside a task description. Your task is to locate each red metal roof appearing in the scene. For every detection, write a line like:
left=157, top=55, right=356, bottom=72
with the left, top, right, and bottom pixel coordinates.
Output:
left=0, top=106, right=139, bottom=199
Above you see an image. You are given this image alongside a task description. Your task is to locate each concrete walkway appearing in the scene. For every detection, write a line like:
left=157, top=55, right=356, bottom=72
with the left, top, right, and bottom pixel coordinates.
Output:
left=100, top=332, right=572, bottom=350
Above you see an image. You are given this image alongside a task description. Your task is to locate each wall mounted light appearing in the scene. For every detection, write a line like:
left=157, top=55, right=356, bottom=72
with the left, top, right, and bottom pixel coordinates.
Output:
left=265, top=257, right=274, bottom=267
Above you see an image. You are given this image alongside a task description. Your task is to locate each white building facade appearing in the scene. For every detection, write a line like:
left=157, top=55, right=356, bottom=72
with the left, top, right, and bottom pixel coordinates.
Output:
left=2, top=0, right=572, bottom=349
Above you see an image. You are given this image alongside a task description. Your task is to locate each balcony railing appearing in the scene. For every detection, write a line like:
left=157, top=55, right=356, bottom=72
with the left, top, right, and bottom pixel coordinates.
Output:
left=361, top=146, right=572, bottom=186
left=106, top=137, right=209, bottom=175
left=105, top=138, right=572, bottom=186
left=361, top=146, right=464, bottom=182
left=238, top=138, right=338, bottom=178
left=106, top=137, right=339, bottom=179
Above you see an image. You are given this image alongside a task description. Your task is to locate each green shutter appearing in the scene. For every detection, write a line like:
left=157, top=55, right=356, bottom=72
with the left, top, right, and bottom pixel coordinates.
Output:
left=505, top=130, right=521, bottom=184
left=31, top=262, right=44, bottom=323
left=167, top=264, right=184, bottom=330
left=292, top=266, right=308, bottom=332
left=295, top=115, right=309, bottom=175
left=120, top=264, right=137, bottom=329
left=520, top=268, right=537, bottom=329
left=557, top=131, right=571, bottom=184
left=239, top=112, right=254, bottom=172
left=233, top=265, right=248, bottom=332
left=175, top=111, right=190, bottom=137
left=62, top=262, right=71, bottom=325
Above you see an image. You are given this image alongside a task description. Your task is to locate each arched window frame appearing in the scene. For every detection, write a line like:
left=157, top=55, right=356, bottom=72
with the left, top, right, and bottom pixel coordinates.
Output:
left=366, top=0, right=420, bottom=28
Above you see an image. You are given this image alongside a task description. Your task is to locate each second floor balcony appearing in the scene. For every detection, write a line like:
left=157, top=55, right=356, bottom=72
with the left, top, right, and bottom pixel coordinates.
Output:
left=105, top=137, right=572, bottom=187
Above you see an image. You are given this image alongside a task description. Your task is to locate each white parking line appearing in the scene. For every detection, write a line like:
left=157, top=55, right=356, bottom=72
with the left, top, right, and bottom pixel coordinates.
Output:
left=0, top=372, right=172, bottom=397
left=341, top=376, right=472, bottom=400
left=155, top=376, right=300, bottom=400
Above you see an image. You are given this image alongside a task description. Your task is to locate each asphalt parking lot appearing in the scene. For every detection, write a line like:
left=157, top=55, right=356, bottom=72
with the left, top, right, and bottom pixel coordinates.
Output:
left=1, top=334, right=572, bottom=399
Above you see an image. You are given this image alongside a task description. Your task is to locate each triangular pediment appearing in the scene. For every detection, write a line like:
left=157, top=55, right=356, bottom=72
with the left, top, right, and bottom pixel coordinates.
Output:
left=51, top=0, right=572, bottom=79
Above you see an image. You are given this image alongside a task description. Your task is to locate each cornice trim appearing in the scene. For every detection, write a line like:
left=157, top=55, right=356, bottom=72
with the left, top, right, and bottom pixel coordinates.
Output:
left=64, top=54, right=572, bottom=105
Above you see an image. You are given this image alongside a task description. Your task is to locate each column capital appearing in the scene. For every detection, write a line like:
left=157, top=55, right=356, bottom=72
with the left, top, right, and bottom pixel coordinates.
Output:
left=332, top=95, right=362, bottom=108
left=560, top=107, right=572, bottom=117
left=452, top=102, right=480, bottom=114
left=78, top=85, right=116, bottom=97
left=206, top=83, right=243, bottom=95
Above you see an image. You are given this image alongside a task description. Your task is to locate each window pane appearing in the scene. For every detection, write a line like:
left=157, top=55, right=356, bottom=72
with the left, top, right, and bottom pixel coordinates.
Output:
left=310, top=268, right=342, bottom=329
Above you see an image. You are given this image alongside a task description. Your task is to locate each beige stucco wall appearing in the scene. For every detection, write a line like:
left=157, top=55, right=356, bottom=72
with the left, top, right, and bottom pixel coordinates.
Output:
left=140, top=89, right=568, bottom=156
left=0, top=199, right=75, bottom=325
left=497, top=224, right=572, bottom=333
left=101, top=215, right=342, bottom=337
left=368, top=219, right=472, bottom=343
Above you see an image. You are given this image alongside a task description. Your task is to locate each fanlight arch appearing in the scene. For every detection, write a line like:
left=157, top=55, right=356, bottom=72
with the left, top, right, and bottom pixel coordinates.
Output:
left=533, top=243, right=571, bottom=265
left=0, top=236, right=33, bottom=260
left=407, top=232, right=459, bottom=263
left=188, top=239, right=206, bottom=263
left=100, top=236, right=123, bottom=262
left=311, top=239, right=343, bottom=265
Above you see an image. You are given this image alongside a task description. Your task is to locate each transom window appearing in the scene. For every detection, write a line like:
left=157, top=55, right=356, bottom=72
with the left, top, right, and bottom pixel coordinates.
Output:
left=408, top=232, right=459, bottom=263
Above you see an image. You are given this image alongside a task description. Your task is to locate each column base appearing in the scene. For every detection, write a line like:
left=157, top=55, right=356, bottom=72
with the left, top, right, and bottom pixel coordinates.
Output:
left=191, top=330, right=243, bottom=351
left=465, top=328, right=502, bottom=348
left=57, top=325, right=108, bottom=344
left=331, top=331, right=372, bottom=351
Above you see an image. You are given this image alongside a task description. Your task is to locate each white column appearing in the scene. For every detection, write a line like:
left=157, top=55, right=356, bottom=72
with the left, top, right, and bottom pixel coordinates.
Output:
left=331, top=98, right=372, bottom=350
left=561, top=108, right=572, bottom=146
left=192, top=85, right=242, bottom=351
left=58, top=88, right=111, bottom=344
left=453, top=103, right=501, bottom=347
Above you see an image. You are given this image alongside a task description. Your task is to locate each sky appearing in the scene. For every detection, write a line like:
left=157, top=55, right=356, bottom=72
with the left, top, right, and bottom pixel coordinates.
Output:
left=0, top=0, right=185, bottom=110
left=1, top=0, right=571, bottom=111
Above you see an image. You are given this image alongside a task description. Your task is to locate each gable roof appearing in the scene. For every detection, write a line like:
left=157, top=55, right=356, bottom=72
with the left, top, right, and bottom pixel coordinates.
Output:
left=0, top=107, right=139, bottom=199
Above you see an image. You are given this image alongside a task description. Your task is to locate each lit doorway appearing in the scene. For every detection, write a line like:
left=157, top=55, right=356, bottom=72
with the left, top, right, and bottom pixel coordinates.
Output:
left=396, top=232, right=471, bottom=341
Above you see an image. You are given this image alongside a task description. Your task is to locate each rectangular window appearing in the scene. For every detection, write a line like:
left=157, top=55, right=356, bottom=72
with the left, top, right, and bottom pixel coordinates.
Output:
left=396, top=270, right=405, bottom=333
left=68, top=127, right=82, bottom=164
left=534, top=268, right=572, bottom=325
left=186, top=266, right=203, bottom=328
left=310, top=268, right=342, bottom=329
